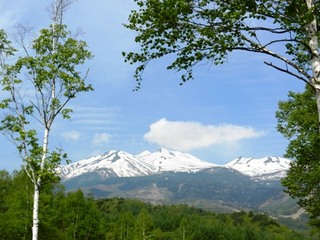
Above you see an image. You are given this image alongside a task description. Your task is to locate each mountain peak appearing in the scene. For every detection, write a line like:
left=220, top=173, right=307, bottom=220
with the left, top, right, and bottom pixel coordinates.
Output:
left=137, top=148, right=216, bottom=173
left=156, top=147, right=175, bottom=156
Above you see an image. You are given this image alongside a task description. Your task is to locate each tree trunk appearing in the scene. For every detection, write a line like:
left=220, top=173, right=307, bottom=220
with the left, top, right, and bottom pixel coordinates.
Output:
left=305, top=0, right=320, bottom=127
left=31, top=127, right=50, bottom=240
left=32, top=183, right=40, bottom=240
left=316, top=91, right=320, bottom=129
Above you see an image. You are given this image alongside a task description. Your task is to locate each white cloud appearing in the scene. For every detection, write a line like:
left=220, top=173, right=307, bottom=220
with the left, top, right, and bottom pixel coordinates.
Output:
left=93, top=133, right=110, bottom=146
left=144, top=118, right=264, bottom=151
left=61, top=130, right=81, bottom=141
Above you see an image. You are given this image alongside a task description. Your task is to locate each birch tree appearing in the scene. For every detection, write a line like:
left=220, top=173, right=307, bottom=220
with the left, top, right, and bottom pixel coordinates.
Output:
left=0, top=1, right=93, bottom=239
left=123, top=0, right=320, bottom=124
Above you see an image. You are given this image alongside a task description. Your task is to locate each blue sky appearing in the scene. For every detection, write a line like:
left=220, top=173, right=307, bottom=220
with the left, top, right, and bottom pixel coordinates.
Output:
left=0, top=0, right=305, bottom=172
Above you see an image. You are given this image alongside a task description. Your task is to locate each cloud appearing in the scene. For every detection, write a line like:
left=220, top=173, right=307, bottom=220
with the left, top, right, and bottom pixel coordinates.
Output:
left=61, top=131, right=81, bottom=141
left=144, top=118, right=264, bottom=151
left=93, top=133, right=111, bottom=146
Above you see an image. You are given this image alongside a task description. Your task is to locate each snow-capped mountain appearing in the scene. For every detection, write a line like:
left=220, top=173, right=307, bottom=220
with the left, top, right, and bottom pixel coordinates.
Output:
left=58, top=148, right=291, bottom=181
left=61, top=152, right=296, bottom=217
left=226, top=156, right=291, bottom=179
left=58, top=148, right=216, bottom=180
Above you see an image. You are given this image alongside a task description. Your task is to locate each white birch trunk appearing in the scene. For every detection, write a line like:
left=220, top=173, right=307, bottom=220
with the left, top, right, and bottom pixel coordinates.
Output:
left=31, top=127, right=50, bottom=240
left=306, top=0, right=320, bottom=126
left=32, top=183, right=40, bottom=240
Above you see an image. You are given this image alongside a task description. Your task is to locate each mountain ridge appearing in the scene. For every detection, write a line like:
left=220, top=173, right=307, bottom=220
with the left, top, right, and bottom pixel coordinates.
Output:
left=58, top=148, right=291, bottom=181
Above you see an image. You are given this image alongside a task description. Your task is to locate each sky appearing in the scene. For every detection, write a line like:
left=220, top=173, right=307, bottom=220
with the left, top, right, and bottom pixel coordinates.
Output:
left=0, top=0, right=306, bottom=172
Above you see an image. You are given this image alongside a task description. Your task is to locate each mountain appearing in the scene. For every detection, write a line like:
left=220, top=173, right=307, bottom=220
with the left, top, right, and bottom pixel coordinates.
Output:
left=58, top=148, right=291, bottom=181
left=226, top=156, right=291, bottom=180
left=58, top=148, right=217, bottom=180
left=59, top=149, right=301, bottom=218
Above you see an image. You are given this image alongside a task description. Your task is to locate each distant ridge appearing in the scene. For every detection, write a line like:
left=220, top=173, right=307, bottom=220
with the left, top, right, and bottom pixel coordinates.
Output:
left=226, top=156, right=291, bottom=179
left=58, top=148, right=291, bottom=181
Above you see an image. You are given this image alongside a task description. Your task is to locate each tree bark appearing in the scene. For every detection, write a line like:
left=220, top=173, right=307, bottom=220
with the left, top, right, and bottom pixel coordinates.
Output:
left=31, top=127, right=50, bottom=240
left=32, top=183, right=40, bottom=240
left=316, top=90, right=320, bottom=128
left=305, top=0, right=320, bottom=126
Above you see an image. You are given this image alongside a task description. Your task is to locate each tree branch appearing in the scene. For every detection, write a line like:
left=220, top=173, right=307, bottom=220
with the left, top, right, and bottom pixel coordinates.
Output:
left=264, top=61, right=312, bottom=87
left=239, top=35, right=312, bottom=81
left=246, top=26, right=290, bottom=34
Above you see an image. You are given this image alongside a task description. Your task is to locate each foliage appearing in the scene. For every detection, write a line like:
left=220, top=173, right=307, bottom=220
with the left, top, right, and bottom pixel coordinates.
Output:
left=0, top=170, right=315, bottom=239
left=0, top=170, right=33, bottom=240
left=96, top=198, right=309, bottom=240
left=0, top=29, right=16, bottom=67
left=0, top=170, right=105, bottom=240
left=276, top=86, right=320, bottom=232
left=123, top=0, right=319, bottom=89
left=0, top=17, right=93, bottom=239
left=0, top=24, right=93, bottom=183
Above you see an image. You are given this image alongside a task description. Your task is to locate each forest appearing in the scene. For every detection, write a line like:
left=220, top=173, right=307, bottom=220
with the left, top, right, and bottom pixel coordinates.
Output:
left=0, top=169, right=316, bottom=240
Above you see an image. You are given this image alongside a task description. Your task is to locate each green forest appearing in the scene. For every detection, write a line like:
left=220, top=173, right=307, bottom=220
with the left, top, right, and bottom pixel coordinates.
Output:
left=0, top=169, right=315, bottom=240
